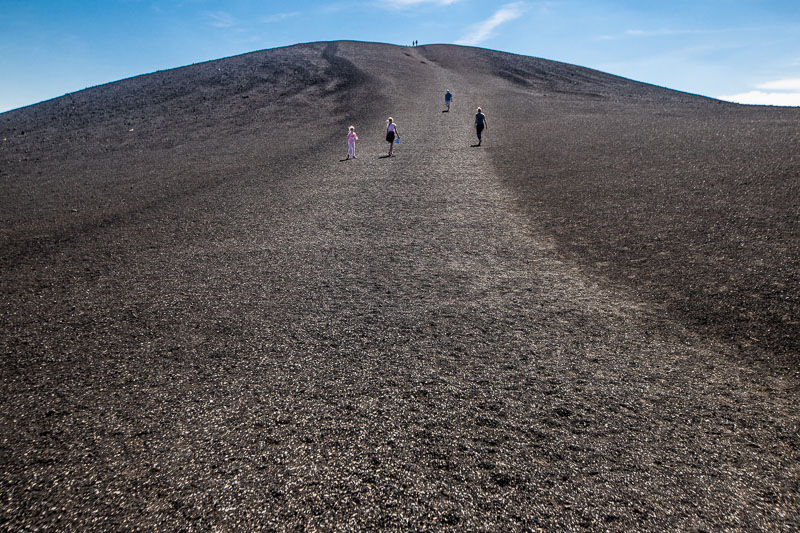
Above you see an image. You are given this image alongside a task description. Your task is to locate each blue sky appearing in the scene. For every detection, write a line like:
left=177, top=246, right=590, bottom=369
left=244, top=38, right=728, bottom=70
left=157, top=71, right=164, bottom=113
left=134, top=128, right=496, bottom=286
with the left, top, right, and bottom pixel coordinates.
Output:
left=2, top=0, right=799, bottom=113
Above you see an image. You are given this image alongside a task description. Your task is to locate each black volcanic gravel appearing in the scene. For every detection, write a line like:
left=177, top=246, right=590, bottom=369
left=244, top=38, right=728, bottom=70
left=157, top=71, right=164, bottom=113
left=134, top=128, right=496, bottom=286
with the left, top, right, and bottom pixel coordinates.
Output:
left=1, top=41, right=798, bottom=531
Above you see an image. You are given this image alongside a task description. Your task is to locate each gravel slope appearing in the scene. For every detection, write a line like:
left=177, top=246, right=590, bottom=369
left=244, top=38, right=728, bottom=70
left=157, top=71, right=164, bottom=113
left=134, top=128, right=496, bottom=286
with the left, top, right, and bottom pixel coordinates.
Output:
left=1, top=41, right=798, bottom=530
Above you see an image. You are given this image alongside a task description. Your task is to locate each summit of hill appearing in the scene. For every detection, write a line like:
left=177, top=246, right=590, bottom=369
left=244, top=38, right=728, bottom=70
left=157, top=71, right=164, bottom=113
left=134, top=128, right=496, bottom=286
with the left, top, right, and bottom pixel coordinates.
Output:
left=2, top=41, right=796, bottom=359
left=1, top=41, right=798, bottom=530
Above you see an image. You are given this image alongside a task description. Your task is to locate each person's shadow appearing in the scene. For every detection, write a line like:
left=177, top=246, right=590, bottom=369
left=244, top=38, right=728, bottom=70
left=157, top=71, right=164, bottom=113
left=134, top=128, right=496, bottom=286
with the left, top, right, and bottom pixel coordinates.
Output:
left=470, top=143, right=481, bottom=148
left=442, top=109, right=449, bottom=113
left=378, top=154, right=392, bottom=159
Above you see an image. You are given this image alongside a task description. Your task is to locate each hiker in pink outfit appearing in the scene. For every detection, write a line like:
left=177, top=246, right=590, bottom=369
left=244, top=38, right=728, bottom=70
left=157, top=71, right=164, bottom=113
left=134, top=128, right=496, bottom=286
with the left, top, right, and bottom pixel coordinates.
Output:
left=346, top=125, right=358, bottom=159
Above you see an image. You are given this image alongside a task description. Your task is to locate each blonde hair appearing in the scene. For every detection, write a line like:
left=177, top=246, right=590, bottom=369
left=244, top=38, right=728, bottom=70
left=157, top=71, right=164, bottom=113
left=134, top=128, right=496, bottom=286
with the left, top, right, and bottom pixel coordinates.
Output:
left=349, top=125, right=355, bottom=132
left=477, top=107, right=482, bottom=113
left=387, top=117, right=394, bottom=124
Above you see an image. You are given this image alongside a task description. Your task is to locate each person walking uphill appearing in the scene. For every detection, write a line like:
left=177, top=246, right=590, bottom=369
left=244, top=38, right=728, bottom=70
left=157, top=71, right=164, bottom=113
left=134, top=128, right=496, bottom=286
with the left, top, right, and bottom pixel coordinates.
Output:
left=386, top=117, right=400, bottom=156
left=444, top=90, right=452, bottom=111
left=474, top=107, right=487, bottom=146
left=346, top=125, right=358, bottom=159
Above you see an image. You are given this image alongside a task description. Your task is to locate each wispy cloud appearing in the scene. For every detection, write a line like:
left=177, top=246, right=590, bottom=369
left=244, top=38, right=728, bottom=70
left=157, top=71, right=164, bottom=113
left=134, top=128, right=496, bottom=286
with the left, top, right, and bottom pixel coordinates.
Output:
left=204, top=11, right=238, bottom=28
left=378, top=0, right=461, bottom=7
left=626, top=28, right=698, bottom=37
left=719, top=78, right=800, bottom=107
left=718, top=91, right=800, bottom=106
left=456, top=2, right=526, bottom=46
left=756, top=78, right=800, bottom=91
left=259, top=12, right=300, bottom=23
left=599, top=27, right=730, bottom=41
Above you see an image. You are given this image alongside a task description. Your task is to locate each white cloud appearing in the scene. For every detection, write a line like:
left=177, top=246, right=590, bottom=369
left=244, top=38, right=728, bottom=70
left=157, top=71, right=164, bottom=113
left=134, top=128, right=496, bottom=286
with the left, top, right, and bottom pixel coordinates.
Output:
left=756, top=78, right=800, bottom=91
left=379, top=0, right=461, bottom=8
left=625, top=28, right=696, bottom=37
left=204, top=11, right=238, bottom=28
left=719, top=79, right=800, bottom=106
left=456, top=2, right=526, bottom=46
left=259, top=12, right=300, bottom=23
left=597, top=27, right=727, bottom=41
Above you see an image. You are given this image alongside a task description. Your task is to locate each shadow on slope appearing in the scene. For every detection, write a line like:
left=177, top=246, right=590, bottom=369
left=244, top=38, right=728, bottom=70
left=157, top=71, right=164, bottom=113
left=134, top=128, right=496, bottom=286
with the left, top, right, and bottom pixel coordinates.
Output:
left=433, top=45, right=800, bottom=365
left=0, top=42, right=380, bottom=265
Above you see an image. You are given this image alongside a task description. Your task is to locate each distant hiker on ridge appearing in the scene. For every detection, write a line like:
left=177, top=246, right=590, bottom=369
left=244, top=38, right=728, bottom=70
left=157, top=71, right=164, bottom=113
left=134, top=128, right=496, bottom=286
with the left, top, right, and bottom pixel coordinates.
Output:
left=386, top=117, right=400, bottom=156
left=346, top=125, right=358, bottom=159
left=474, top=107, right=487, bottom=146
left=444, top=90, right=452, bottom=111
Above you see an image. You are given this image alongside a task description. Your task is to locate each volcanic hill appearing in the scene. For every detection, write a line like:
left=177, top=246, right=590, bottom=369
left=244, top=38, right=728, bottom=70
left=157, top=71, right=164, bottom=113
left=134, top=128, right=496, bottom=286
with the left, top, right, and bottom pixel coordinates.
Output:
left=1, top=41, right=798, bottom=530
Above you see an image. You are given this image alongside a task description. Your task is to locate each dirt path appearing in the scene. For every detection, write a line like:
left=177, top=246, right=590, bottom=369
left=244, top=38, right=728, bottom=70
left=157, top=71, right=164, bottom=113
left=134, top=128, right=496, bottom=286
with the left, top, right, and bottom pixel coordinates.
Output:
left=190, top=49, right=796, bottom=528
left=1, top=44, right=798, bottom=530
